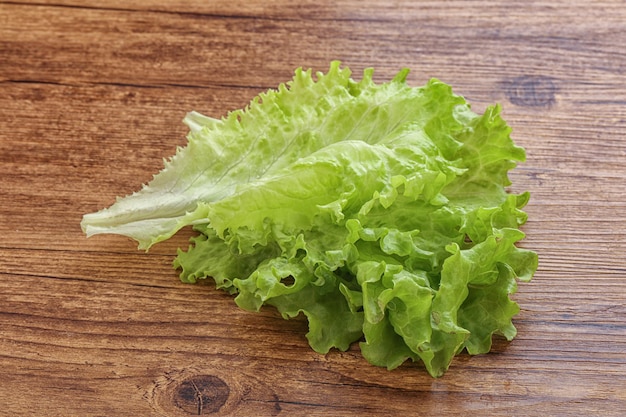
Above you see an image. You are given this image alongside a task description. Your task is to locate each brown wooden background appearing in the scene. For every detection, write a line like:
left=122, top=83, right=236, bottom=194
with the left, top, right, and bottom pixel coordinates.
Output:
left=1, top=1, right=625, bottom=416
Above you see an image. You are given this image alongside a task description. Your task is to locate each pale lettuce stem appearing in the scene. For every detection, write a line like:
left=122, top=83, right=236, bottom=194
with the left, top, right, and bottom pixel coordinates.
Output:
left=183, top=111, right=222, bottom=133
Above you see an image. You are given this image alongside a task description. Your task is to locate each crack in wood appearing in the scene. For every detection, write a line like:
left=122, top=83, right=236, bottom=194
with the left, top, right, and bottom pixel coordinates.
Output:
left=173, top=375, right=230, bottom=415
left=0, top=0, right=401, bottom=23
left=0, top=78, right=270, bottom=91
left=190, top=379, right=203, bottom=415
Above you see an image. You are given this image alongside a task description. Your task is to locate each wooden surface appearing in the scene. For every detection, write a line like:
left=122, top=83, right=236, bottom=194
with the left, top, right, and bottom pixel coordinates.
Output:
left=1, top=1, right=625, bottom=416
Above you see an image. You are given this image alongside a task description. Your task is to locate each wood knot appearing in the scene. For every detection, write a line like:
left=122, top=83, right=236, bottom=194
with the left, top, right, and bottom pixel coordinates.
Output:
left=144, top=366, right=282, bottom=416
left=173, top=375, right=230, bottom=415
left=504, top=75, right=557, bottom=107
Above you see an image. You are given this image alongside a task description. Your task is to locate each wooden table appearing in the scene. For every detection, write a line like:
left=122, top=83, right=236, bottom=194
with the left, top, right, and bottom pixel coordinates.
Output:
left=1, top=1, right=625, bottom=415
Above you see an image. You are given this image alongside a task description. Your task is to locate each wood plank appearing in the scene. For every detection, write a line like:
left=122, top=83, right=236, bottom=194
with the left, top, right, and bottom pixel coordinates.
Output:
left=1, top=0, right=625, bottom=415
left=2, top=2, right=625, bottom=90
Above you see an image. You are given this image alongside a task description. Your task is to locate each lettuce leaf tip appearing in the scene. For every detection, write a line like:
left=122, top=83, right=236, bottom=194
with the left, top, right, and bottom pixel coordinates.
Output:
left=82, top=61, right=538, bottom=377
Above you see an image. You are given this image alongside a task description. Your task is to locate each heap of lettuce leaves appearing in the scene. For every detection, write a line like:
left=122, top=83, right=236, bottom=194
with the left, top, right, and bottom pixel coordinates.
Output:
left=82, top=62, right=537, bottom=377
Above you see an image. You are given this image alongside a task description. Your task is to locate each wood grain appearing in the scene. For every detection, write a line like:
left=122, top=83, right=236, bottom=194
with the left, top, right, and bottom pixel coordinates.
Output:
left=1, top=1, right=625, bottom=416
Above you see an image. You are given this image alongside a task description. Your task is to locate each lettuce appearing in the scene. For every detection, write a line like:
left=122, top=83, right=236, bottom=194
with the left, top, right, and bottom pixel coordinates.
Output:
left=81, top=62, right=537, bottom=377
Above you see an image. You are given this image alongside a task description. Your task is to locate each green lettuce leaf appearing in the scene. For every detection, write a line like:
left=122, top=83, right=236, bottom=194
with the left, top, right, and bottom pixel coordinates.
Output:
left=82, top=61, right=537, bottom=377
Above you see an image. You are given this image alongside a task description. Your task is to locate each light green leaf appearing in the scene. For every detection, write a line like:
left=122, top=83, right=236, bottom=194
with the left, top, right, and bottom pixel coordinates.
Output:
left=82, top=62, right=537, bottom=377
